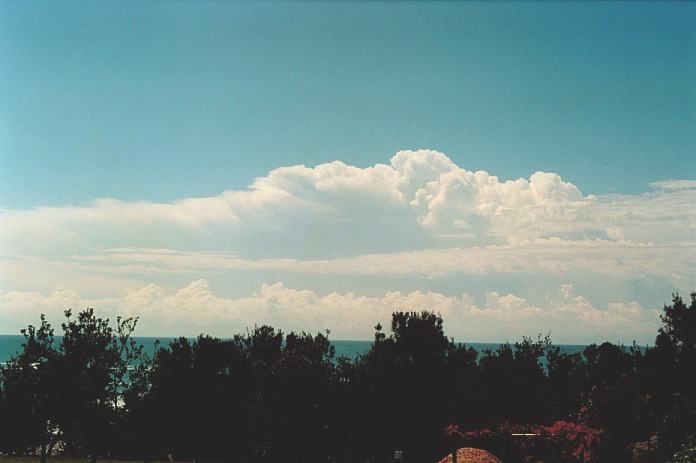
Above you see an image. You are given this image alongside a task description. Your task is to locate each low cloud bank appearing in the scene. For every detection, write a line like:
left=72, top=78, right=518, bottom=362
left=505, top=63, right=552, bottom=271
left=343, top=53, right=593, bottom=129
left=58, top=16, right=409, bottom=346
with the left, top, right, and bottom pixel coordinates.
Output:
left=0, top=280, right=660, bottom=344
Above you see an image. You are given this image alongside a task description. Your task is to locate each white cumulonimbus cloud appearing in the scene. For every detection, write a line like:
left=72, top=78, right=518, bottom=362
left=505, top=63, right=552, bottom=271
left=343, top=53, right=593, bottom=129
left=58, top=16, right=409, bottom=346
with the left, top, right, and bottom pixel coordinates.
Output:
left=1, top=150, right=693, bottom=257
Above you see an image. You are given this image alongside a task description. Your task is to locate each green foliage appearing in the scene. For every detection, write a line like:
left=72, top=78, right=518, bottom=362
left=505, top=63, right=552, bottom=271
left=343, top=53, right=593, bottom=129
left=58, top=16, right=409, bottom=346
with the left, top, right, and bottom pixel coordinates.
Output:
left=668, top=434, right=696, bottom=463
left=660, top=293, right=696, bottom=355
left=0, top=315, right=60, bottom=461
left=0, top=309, right=142, bottom=463
left=56, top=309, right=143, bottom=461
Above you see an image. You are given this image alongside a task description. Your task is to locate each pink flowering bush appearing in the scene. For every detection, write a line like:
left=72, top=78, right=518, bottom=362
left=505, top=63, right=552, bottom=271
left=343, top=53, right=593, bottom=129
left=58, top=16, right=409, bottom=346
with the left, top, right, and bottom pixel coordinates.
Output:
left=445, top=421, right=603, bottom=463
left=542, top=421, right=602, bottom=463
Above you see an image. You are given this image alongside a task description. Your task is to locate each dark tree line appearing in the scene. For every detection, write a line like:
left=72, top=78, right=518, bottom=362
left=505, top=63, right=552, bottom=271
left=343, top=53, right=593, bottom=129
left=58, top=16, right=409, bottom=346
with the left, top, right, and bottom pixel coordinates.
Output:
left=0, top=293, right=694, bottom=463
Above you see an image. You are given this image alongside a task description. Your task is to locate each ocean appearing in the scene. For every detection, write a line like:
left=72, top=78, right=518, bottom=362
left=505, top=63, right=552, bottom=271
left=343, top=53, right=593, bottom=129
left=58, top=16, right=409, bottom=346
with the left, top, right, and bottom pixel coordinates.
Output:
left=0, top=334, right=589, bottom=364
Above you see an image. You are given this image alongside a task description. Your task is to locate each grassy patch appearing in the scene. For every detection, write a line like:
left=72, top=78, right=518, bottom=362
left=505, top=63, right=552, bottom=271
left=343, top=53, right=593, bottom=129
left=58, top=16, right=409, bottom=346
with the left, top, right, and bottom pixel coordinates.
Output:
left=0, top=458, right=168, bottom=463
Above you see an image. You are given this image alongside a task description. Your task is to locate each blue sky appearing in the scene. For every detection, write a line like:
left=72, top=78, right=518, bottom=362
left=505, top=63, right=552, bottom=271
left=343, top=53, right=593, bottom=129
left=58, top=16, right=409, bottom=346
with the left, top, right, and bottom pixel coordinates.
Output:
left=0, top=1, right=695, bottom=342
left=2, top=1, right=694, bottom=208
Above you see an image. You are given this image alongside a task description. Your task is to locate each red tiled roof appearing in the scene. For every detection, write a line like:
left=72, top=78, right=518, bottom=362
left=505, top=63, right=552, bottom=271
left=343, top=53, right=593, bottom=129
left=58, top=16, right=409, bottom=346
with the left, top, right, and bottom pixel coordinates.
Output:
left=437, top=447, right=502, bottom=463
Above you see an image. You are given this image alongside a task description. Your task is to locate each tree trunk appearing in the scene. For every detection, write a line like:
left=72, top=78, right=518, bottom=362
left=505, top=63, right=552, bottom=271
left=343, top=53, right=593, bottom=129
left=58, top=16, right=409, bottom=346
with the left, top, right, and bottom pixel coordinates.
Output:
left=91, top=453, right=97, bottom=463
left=40, top=444, right=47, bottom=463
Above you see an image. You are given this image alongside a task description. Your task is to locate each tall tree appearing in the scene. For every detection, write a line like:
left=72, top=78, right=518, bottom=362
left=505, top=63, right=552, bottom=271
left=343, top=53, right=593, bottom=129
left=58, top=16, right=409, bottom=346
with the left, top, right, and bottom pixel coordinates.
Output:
left=144, top=335, right=254, bottom=462
left=266, top=331, right=338, bottom=463
left=353, top=312, right=453, bottom=463
left=0, top=315, right=60, bottom=463
left=57, top=309, right=142, bottom=463
left=653, top=293, right=696, bottom=457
